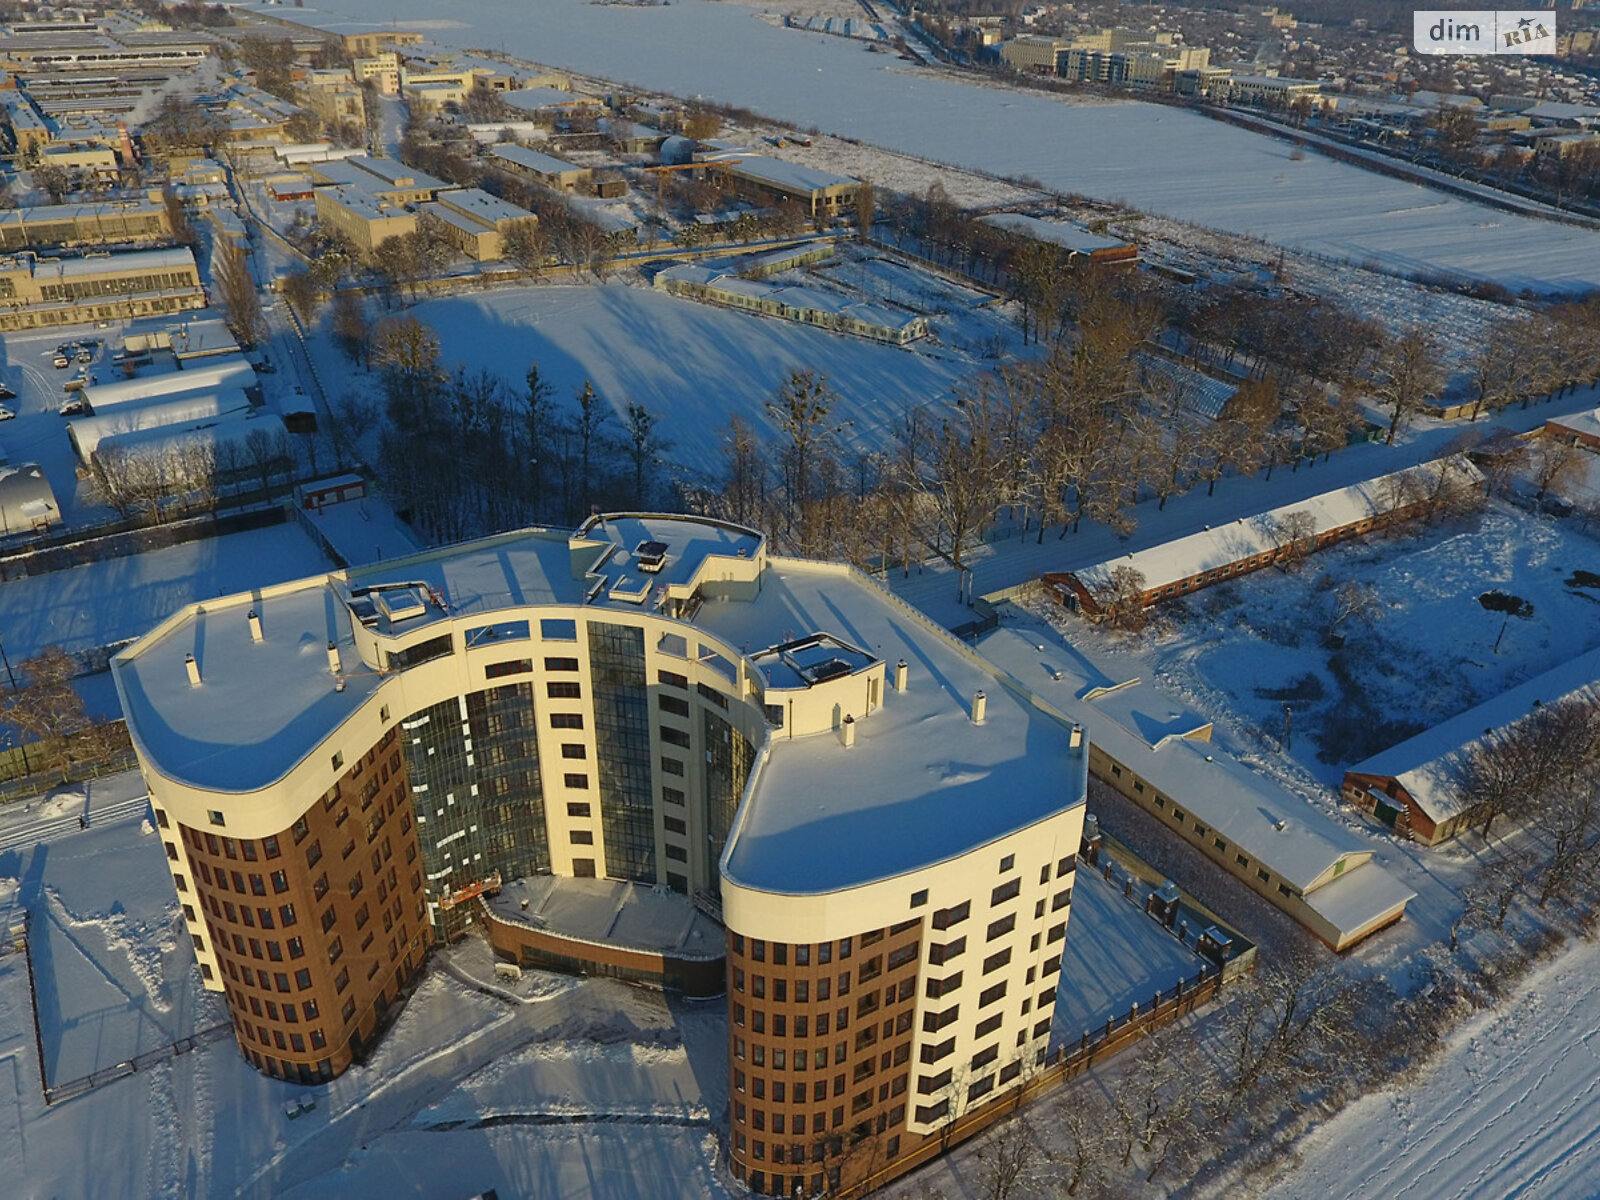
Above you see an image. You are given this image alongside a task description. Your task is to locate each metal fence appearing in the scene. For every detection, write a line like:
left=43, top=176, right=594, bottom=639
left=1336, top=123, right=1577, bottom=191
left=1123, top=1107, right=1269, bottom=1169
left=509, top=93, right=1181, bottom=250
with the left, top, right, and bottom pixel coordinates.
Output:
left=42, top=1021, right=235, bottom=1105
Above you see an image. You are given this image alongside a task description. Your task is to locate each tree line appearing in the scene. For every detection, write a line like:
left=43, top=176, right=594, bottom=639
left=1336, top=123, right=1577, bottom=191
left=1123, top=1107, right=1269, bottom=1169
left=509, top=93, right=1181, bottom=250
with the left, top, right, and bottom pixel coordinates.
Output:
left=331, top=315, right=671, bottom=543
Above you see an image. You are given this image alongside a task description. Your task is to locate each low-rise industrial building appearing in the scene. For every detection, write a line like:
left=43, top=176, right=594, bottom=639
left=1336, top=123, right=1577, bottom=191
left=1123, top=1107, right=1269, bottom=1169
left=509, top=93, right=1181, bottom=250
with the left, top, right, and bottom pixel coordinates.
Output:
left=0, top=462, right=61, bottom=535
left=1342, top=647, right=1600, bottom=845
left=696, top=143, right=861, bottom=219
left=0, top=245, right=205, bottom=331
left=656, top=262, right=928, bottom=344
left=980, top=626, right=1414, bottom=951
left=982, top=212, right=1138, bottom=267
left=419, top=188, right=537, bottom=261
left=488, top=142, right=591, bottom=191
left=313, top=186, right=416, bottom=253
left=0, top=199, right=170, bottom=250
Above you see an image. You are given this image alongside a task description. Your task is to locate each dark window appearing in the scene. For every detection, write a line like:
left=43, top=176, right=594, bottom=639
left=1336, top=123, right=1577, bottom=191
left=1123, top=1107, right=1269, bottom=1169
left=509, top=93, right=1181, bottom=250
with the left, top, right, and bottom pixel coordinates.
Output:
left=986, top=914, right=1015, bottom=941
left=978, top=980, right=1007, bottom=1008
left=564, top=773, right=590, bottom=789
left=982, top=947, right=1011, bottom=974
left=932, top=901, right=969, bottom=930
left=991, top=878, right=1021, bottom=906
left=547, top=680, right=582, bottom=699
left=550, top=712, right=584, bottom=729
left=485, top=659, right=532, bottom=679
left=658, top=669, right=688, bottom=689
left=540, top=619, right=577, bottom=641
left=658, top=694, right=690, bottom=717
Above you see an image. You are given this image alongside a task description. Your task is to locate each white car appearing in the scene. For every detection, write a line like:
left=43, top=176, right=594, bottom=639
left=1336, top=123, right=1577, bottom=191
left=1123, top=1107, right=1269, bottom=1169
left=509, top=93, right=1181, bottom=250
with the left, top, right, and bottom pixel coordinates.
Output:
left=0, top=405, right=14, bottom=421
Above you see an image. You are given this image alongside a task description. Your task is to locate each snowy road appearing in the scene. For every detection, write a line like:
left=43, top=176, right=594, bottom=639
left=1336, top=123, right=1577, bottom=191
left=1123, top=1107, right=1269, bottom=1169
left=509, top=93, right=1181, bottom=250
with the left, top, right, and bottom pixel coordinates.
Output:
left=1258, top=936, right=1600, bottom=1200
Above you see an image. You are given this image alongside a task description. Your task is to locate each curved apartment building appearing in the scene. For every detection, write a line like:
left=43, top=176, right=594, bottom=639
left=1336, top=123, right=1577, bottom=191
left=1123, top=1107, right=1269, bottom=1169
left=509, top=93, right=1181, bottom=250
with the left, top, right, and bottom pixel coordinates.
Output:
left=114, top=514, right=1088, bottom=1192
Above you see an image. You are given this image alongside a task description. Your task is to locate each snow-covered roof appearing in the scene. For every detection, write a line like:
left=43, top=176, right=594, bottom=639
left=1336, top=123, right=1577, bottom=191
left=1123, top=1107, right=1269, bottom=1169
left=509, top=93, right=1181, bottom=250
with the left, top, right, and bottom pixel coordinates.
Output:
left=715, top=153, right=858, bottom=196
left=1073, top=455, right=1484, bottom=596
left=97, top=411, right=287, bottom=461
left=29, top=246, right=195, bottom=281
left=1523, top=100, right=1600, bottom=123
left=502, top=86, right=600, bottom=112
left=979, top=623, right=1414, bottom=940
left=489, top=142, right=583, bottom=177
left=68, top=388, right=252, bottom=460
left=0, top=462, right=58, bottom=532
left=983, top=212, right=1132, bottom=254
left=83, top=355, right=255, bottom=412
left=430, top=187, right=532, bottom=229
left=1347, top=644, right=1600, bottom=824
left=485, top=874, right=721, bottom=959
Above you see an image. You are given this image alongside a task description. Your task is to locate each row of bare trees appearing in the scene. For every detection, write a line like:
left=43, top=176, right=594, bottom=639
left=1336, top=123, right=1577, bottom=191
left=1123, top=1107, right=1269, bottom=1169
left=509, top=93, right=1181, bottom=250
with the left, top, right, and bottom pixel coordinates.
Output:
left=345, top=315, right=671, bottom=543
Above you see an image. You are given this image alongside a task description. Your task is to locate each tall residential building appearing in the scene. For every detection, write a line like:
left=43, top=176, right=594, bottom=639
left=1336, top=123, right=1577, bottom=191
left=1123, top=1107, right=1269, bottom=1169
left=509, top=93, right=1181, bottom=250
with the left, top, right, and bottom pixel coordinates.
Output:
left=114, top=515, right=1089, bottom=1195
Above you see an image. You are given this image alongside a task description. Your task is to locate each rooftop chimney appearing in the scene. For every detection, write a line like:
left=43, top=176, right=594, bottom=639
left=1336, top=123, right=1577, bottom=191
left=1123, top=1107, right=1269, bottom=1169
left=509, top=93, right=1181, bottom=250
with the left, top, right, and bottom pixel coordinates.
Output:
left=971, top=690, right=986, bottom=725
left=327, top=641, right=342, bottom=675
left=184, top=653, right=201, bottom=687
left=894, top=659, right=908, bottom=692
left=1069, top=723, right=1083, bottom=752
left=247, top=610, right=263, bottom=643
left=841, top=714, right=856, bottom=748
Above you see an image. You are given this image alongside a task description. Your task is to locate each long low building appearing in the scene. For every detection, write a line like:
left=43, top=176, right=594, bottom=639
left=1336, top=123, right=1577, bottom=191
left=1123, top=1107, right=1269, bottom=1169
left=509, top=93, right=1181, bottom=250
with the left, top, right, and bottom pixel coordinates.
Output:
left=696, top=142, right=862, bottom=219
left=0, top=462, right=61, bottom=535
left=114, top=514, right=1091, bottom=1197
left=488, top=142, right=591, bottom=191
left=982, top=212, right=1138, bottom=267
left=68, top=388, right=253, bottom=461
left=94, top=410, right=291, bottom=475
left=82, top=354, right=257, bottom=413
left=0, top=200, right=170, bottom=250
left=980, top=624, right=1414, bottom=951
left=0, top=245, right=205, bottom=332
left=1342, top=646, right=1600, bottom=845
left=1053, top=455, right=1485, bottom=616
left=313, top=186, right=416, bottom=254
left=655, top=262, right=928, bottom=344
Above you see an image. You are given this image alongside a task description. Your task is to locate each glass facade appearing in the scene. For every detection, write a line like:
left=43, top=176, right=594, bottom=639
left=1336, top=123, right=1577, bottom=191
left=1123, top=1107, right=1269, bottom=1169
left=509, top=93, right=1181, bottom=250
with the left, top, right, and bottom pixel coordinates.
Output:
left=588, top=621, right=657, bottom=884
left=705, top=708, right=755, bottom=895
left=402, top=683, right=548, bottom=936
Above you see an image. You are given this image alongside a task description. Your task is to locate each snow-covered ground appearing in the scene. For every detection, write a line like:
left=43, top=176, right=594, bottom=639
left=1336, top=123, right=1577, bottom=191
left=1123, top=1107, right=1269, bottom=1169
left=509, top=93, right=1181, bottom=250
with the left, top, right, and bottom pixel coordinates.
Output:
left=319, top=282, right=975, bottom=478
left=1134, top=499, right=1600, bottom=780
left=1255, top=933, right=1600, bottom=1200
left=327, top=0, right=1600, bottom=290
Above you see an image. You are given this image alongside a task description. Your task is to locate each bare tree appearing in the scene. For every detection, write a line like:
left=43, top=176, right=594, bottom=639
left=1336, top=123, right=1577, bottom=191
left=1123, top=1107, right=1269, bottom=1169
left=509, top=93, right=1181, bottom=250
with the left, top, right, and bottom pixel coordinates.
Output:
left=766, top=369, right=842, bottom=555
left=1094, top=566, right=1149, bottom=631
left=330, top=289, right=370, bottom=365
left=1528, top=435, right=1585, bottom=500
left=974, top=1114, right=1041, bottom=1200
left=1371, top=326, right=1444, bottom=446
left=720, top=414, right=766, bottom=530
left=4, top=647, right=92, bottom=782
left=214, top=242, right=265, bottom=349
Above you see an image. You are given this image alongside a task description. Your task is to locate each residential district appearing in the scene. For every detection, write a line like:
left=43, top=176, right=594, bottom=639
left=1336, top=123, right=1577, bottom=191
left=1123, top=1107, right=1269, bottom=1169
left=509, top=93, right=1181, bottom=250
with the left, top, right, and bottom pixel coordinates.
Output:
left=0, top=1, right=1599, bottom=1198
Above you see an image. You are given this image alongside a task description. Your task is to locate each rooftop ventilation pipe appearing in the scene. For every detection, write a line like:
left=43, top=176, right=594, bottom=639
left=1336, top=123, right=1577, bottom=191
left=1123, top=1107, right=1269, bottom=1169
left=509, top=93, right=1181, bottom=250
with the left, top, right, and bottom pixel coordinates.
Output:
left=248, top=610, right=263, bottom=643
left=972, top=690, right=986, bottom=725
left=841, top=714, right=856, bottom=748
left=184, top=653, right=201, bottom=687
left=894, top=659, right=908, bottom=692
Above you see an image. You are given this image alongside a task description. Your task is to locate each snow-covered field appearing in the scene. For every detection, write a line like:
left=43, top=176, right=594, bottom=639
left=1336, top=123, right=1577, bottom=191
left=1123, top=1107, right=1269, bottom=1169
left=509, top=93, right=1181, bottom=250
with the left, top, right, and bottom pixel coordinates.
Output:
left=339, top=282, right=974, bottom=476
left=1256, top=933, right=1600, bottom=1200
left=326, top=0, right=1600, bottom=290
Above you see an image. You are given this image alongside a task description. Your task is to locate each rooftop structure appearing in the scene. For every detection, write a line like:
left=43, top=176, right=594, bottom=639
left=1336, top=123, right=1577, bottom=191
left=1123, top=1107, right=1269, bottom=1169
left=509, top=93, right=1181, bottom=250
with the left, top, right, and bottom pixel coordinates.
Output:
left=1343, top=645, right=1600, bottom=845
left=488, top=142, right=590, bottom=189
left=695, top=142, right=862, bottom=218
left=0, top=462, right=60, bottom=536
left=0, top=200, right=169, bottom=250
left=115, top=515, right=1089, bottom=1195
left=0, top=244, right=203, bottom=332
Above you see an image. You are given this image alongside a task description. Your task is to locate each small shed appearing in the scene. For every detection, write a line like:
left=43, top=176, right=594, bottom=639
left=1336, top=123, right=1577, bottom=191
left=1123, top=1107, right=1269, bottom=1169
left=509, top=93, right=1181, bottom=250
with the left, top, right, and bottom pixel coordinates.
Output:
left=297, top=473, right=367, bottom=510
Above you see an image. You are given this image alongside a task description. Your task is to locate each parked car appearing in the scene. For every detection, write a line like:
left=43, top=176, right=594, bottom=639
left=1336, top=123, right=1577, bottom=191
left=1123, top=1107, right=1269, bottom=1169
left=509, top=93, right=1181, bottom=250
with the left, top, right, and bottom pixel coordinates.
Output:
left=0, top=404, right=14, bottom=421
left=62, top=375, right=87, bottom=393
left=75, top=348, right=93, bottom=364
left=0, top=383, right=15, bottom=400
left=57, top=398, right=86, bottom=416
left=51, top=352, right=69, bottom=368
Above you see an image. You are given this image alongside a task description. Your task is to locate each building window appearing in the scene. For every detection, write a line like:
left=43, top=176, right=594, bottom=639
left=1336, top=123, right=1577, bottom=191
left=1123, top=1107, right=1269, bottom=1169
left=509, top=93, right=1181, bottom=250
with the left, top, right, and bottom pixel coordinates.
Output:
left=208, top=810, right=226, bottom=827
left=990, top=879, right=1020, bottom=906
